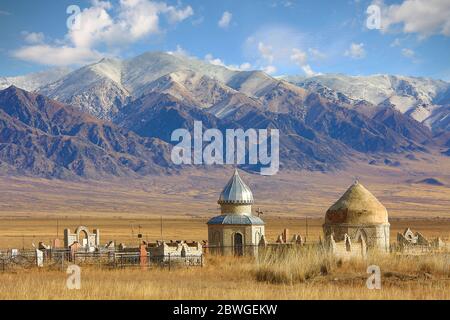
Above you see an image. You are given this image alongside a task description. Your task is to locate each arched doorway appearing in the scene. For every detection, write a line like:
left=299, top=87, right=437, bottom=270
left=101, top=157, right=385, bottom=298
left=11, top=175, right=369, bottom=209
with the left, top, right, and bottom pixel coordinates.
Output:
left=233, top=233, right=243, bottom=256
left=78, top=230, right=88, bottom=248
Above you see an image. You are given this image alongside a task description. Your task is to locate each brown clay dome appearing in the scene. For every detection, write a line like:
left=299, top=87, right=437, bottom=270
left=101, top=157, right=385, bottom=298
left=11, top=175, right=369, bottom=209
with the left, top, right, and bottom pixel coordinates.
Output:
left=325, top=182, right=388, bottom=225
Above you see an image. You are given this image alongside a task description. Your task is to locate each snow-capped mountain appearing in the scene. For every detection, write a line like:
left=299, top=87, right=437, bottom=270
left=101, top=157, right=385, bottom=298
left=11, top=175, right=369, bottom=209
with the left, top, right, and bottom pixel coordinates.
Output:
left=0, top=67, right=71, bottom=91
left=37, top=52, right=281, bottom=120
left=39, top=58, right=131, bottom=119
left=1, top=51, right=449, bottom=178
left=282, top=74, right=450, bottom=133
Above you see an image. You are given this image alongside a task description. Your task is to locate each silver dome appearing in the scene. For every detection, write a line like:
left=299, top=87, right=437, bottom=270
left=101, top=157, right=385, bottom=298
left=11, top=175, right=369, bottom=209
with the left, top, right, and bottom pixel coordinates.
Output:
left=207, top=215, right=264, bottom=225
left=218, top=170, right=254, bottom=204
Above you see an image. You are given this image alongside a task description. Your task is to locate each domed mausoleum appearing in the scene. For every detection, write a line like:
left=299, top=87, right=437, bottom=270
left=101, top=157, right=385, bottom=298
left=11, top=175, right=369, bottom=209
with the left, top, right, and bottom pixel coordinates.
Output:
left=207, top=170, right=265, bottom=255
left=323, top=182, right=390, bottom=252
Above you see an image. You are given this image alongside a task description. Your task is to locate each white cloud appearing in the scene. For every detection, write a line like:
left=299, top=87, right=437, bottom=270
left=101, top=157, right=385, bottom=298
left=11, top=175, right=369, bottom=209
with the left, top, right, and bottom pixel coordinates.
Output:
left=205, top=53, right=226, bottom=66
left=13, top=45, right=103, bottom=66
left=218, top=11, right=232, bottom=29
left=390, top=38, right=401, bottom=47
left=308, top=48, right=326, bottom=60
left=258, top=42, right=274, bottom=64
left=290, top=48, right=307, bottom=65
left=270, top=1, right=294, bottom=8
left=167, top=45, right=189, bottom=57
left=301, top=65, right=318, bottom=77
left=12, top=0, right=194, bottom=66
left=263, top=65, right=277, bottom=75
left=344, top=42, right=366, bottom=59
left=165, top=5, right=194, bottom=24
left=205, top=53, right=252, bottom=71
left=380, top=0, right=450, bottom=37
left=401, top=48, right=415, bottom=58
left=245, top=26, right=321, bottom=75
left=290, top=48, right=320, bottom=76
left=21, top=31, right=45, bottom=44
left=238, top=62, right=252, bottom=71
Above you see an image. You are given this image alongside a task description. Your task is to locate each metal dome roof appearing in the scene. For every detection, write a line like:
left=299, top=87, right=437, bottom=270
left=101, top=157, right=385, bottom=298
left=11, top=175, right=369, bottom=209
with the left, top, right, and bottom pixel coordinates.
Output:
left=218, top=170, right=254, bottom=204
left=207, top=215, right=264, bottom=225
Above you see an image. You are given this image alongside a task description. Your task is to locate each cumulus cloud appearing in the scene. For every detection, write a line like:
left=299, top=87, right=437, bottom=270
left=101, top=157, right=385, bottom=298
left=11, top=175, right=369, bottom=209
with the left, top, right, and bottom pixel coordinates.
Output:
left=218, top=11, right=232, bottom=29
left=290, top=48, right=320, bottom=76
left=244, top=26, right=323, bottom=76
left=308, top=48, right=326, bottom=60
left=12, top=0, right=194, bottom=66
left=167, top=44, right=189, bottom=57
left=263, top=65, right=277, bottom=75
left=21, top=31, right=45, bottom=44
left=344, top=42, right=366, bottom=59
left=291, top=48, right=307, bottom=65
left=205, top=53, right=226, bottom=66
left=379, top=0, right=450, bottom=37
left=258, top=42, right=275, bottom=64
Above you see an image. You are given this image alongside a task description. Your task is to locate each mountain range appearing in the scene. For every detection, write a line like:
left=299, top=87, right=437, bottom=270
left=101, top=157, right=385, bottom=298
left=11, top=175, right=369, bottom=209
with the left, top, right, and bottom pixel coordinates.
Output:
left=0, top=51, right=449, bottom=179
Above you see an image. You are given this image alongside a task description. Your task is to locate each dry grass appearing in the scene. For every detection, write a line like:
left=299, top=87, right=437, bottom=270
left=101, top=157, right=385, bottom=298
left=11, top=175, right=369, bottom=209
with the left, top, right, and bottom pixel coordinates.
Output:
left=255, top=246, right=332, bottom=284
left=0, top=249, right=449, bottom=300
left=255, top=246, right=450, bottom=285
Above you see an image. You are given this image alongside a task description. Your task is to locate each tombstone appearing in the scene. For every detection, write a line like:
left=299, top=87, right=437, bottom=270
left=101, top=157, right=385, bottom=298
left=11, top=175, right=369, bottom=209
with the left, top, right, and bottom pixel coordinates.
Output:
left=35, top=249, right=44, bottom=267
left=276, top=234, right=284, bottom=244
left=360, top=236, right=367, bottom=258
left=64, top=226, right=100, bottom=249
left=52, top=239, right=61, bottom=249
left=258, top=235, right=268, bottom=247
left=432, top=237, right=445, bottom=249
left=417, top=232, right=430, bottom=246
left=327, top=234, right=336, bottom=253
left=69, top=242, right=81, bottom=262
left=282, top=229, right=289, bottom=243
left=39, top=242, right=50, bottom=250
left=11, top=249, right=18, bottom=258
left=105, top=241, right=115, bottom=250
left=139, top=242, right=148, bottom=269
left=294, top=234, right=303, bottom=246
left=344, top=234, right=352, bottom=252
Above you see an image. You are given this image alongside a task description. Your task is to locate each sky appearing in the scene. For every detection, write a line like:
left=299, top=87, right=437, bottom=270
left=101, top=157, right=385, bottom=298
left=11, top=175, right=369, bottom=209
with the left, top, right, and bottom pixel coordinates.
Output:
left=0, top=0, right=449, bottom=80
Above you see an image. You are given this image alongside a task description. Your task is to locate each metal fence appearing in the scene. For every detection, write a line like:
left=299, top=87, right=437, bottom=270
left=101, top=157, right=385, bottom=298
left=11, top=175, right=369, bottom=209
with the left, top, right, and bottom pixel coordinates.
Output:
left=0, top=249, right=203, bottom=271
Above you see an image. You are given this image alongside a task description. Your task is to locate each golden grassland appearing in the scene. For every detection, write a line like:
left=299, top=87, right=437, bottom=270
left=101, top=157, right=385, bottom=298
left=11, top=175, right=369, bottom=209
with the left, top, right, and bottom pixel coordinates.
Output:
left=0, top=155, right=449, bottom=220
left=0, top=251, right=448, bottom=300
left=0, top=217, right=448, bottom=300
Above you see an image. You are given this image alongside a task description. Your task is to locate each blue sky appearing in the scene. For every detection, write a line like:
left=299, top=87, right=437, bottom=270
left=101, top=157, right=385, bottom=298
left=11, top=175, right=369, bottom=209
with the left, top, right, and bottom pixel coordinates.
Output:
left=0, top=0, right=449, bottom=80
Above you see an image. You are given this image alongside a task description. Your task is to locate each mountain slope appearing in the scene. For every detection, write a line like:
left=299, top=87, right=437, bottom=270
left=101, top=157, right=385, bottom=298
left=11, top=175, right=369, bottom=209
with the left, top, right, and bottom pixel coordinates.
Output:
left=0, top=67, right=72, bottom=91
left=282, top=74, right=450, bottom=133
left=39, top=59, right=130, bottom=120
left=0, top=86, right=173, bottom=179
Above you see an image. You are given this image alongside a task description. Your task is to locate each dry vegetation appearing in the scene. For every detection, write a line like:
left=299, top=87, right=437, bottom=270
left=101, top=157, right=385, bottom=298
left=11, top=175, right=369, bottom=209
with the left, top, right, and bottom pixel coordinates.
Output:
left=0, top=249, right=448, bottom=300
